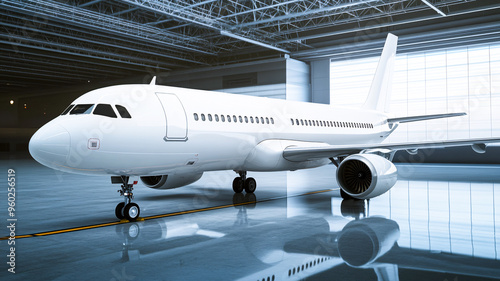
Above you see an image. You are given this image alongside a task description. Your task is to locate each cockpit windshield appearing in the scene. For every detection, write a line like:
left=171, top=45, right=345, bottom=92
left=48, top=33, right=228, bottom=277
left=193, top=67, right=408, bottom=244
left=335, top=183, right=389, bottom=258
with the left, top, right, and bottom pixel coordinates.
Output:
left=61, top=104, right=74, bottom=115
left=115, top=105, right=132, bottom=118
left=70, top=104, right=94, bottom=115
left=93, top=104, right=117, bottom=118
left=62, top=103, right=132, bottom=118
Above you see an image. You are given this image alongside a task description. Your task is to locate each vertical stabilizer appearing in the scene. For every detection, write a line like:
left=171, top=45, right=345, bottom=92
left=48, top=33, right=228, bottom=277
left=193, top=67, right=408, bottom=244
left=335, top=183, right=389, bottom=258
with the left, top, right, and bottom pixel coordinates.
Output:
left=362, top=33, right=398, bottom=113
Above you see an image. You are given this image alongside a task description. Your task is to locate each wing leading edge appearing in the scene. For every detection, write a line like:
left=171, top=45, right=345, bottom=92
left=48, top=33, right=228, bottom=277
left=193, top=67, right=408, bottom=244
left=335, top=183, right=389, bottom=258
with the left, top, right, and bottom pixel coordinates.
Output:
left=283, top=137, right=500, bottom=162
left=387, top=112, right=466, bottom=125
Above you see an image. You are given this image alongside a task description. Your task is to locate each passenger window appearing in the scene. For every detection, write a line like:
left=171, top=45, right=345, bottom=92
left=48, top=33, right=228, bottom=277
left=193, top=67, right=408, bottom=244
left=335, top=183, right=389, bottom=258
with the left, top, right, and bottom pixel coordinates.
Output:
left=201, top=114, right=206, bottom=121
left=215, top=114, right=219, bottom=122
left=194, top=113, right=199, bottom=121
left=250, top=116, right=254, bottom=123
left=116, top=105, right=131, bottom=118
left=260, top=117, right=264, bottom=124
left=93, top=104, right=117, bottom=118
left=221, top=115, right=225, bottom=122
left=265, top=117, right=269, bottom=124
left=61, top=104, right=74, bottom=115
left=239, top=116, right=243, bottom=123
left=70, top=104, right=94, bottom=115
left=208, top=114, right=213, bottom=121
left=227, top=115, right=231, bottom=122
left=256, top=117, right=259, bottom=124
left=233, top=115, right=237, bottom=122
left=244, top=116, right=248, bottom=123
left=270, top=118, right=274, bottom=124
left=291, top=118, right=294, bottom=125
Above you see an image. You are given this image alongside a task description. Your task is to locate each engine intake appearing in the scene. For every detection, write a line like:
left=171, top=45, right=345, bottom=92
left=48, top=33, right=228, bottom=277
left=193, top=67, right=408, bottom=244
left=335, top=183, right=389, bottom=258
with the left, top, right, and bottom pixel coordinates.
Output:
left=337, top=154, right=397, bottom=199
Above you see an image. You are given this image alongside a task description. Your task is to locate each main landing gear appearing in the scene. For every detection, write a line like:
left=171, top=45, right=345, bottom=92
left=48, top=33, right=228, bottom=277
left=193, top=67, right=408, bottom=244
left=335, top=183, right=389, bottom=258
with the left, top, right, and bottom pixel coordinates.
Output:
left=232, top=171, right=256, bottom=193
left=112, top=176, right=140, bottom=221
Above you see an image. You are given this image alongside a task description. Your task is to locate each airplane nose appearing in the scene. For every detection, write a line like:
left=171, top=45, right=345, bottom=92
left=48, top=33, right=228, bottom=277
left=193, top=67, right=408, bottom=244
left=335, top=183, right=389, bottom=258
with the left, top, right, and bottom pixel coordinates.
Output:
left=29, top=123, right=70, bottom=168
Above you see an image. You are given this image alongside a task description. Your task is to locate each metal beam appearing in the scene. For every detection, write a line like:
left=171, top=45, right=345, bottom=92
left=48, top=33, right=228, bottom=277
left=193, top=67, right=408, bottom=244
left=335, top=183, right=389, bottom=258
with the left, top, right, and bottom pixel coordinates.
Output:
left=220, top=31, right=290, bottom=53
left=78, top=0, right=104, bottom=8
left=421, top=0, right=447, bottom=17
left=231, top=0, right=381, bottom=28
left=123, top=0, right=290, bottom=54
left=220, top=0, right=303, bottom=19
left=111, top=7, right=140, bottom=16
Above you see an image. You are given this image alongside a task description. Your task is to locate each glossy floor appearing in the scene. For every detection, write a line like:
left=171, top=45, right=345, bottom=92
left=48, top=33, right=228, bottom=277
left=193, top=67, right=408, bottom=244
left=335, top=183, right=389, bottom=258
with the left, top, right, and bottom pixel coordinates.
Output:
left=1, top=159, right=500, bottom=280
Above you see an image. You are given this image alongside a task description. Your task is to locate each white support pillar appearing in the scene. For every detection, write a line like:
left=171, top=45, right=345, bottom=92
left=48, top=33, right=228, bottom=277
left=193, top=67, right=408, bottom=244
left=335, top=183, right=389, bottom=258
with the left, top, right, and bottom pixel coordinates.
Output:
left=311, top=59, right=331, bottom=104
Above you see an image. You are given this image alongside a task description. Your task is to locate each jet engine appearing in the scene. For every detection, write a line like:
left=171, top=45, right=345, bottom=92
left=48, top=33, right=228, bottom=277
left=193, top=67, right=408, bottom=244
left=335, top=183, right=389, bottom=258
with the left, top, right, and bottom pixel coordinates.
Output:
left=140, top=173, right=203, bottom=189
left=336, top=154, right=397, bottom=199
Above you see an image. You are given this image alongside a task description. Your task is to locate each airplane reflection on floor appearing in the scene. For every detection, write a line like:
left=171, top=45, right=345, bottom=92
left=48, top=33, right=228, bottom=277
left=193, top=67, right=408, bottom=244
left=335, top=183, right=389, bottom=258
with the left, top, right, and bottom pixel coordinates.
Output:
left=113, top=194, right=500, bottom=280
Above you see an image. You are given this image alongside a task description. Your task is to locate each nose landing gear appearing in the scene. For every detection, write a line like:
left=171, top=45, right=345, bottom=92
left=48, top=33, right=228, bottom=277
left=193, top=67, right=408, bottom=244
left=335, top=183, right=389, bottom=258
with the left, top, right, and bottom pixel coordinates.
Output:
left=112, top=176, right=141, bottom=221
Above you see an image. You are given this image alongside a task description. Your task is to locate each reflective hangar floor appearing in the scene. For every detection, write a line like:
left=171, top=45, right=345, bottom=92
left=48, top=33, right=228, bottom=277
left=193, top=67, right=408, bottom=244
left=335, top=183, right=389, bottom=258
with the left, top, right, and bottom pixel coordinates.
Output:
left=1, top=158, right=500, bottom=281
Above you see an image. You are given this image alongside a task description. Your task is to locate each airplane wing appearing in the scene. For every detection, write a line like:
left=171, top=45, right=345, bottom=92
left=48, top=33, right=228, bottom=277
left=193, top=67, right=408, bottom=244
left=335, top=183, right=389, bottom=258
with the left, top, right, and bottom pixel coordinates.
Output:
left=283, top=137, right=500, bottom=162
left=387, top=112, right=466, bottom=125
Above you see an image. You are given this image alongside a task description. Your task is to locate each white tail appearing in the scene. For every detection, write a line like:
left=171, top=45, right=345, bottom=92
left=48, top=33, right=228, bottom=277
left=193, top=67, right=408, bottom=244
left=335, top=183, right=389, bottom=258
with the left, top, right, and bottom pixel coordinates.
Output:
left=362, top=33, right=398, bottom=113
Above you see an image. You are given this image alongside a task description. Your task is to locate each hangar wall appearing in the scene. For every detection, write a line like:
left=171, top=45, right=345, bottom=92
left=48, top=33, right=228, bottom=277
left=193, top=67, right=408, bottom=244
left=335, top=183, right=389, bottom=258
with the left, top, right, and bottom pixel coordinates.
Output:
left=330, top=41, right=500, bottom=164
left=162, top=57, right=310, bottom=102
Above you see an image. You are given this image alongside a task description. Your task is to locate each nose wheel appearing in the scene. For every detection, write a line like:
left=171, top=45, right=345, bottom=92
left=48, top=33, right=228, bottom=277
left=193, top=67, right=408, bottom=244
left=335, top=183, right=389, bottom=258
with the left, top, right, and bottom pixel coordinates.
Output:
left=112, top=176, right=141, bottom=221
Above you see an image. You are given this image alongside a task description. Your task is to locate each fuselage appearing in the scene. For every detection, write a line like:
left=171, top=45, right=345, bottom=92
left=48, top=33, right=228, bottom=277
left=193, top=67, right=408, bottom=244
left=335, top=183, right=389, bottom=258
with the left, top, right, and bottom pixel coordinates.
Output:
left=29, top=84, right=393, bottom=176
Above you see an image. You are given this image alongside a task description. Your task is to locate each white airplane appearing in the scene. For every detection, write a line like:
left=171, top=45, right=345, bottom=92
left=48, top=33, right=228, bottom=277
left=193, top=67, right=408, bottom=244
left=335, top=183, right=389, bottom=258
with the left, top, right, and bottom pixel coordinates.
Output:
left=28, top=33, right=500, bottom=221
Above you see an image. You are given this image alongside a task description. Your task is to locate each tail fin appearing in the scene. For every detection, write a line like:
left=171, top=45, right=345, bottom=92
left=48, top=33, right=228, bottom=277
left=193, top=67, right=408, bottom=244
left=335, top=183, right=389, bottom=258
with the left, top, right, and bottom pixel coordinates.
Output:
left=362, top=33, right=398, bottom=113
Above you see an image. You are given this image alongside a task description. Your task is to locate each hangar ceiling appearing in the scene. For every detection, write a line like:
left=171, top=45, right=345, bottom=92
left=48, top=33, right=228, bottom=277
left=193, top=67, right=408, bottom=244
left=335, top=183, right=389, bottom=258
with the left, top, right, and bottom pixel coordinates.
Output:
left=0, top=0, right=499, bottom=94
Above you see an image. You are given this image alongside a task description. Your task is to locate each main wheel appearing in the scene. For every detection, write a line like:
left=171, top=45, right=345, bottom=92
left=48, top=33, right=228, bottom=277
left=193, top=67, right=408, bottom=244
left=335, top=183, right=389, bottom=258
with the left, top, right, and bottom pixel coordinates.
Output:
left=115, top=202, right=125, bottom=220
left=123, top=203, right=140, bottom=221
left=232, top=177, right=244, bottom=193
left=244, top=177, right=257, bottom=193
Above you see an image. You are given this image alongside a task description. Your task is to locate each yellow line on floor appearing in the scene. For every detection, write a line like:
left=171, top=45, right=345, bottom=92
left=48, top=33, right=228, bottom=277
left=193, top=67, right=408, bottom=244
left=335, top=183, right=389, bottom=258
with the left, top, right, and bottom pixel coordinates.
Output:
left=0, top=189, right=335, bottom=240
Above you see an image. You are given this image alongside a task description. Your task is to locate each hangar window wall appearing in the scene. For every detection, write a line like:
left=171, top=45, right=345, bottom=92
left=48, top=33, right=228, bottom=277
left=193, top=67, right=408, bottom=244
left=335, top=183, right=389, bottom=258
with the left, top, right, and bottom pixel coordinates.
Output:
left=330, top=43, right=500, bottom=143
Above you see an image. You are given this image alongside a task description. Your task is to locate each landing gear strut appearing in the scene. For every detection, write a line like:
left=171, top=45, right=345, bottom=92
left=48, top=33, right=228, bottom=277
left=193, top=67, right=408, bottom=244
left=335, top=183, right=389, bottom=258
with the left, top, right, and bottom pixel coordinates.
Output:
left=232, top=171, right=256, bottom=193
left=112, top=176, right=140, bottom=221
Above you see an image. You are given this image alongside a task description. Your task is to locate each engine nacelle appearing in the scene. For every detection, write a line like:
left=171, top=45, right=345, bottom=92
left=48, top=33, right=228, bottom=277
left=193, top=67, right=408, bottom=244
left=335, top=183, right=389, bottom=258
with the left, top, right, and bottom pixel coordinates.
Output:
left=336, top=154, right=397, bottom=199
left=140, top=173, right=203, bottom=189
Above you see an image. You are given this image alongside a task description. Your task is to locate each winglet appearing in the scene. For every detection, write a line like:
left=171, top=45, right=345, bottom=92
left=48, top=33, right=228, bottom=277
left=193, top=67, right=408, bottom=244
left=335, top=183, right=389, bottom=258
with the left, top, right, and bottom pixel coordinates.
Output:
left=363, top=33, right=398, bottom=113
left=150, top=76, right=157, bottom=86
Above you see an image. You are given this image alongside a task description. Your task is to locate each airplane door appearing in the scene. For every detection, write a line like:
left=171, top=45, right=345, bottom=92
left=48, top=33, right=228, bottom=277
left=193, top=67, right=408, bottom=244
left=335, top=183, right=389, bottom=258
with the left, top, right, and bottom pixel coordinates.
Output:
left=156, top=93, right=188, bottom=141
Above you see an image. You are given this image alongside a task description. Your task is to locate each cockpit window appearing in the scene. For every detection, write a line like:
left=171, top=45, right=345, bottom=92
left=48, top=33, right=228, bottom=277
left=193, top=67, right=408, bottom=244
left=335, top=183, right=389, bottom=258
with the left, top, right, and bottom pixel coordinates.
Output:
left=115, top=105, right=132, bottom=118
left=70, top=104, right=94, bottom=115
left=93, top=104, right=117, bottom=118
left=61, top=104, right=75, bottom=115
